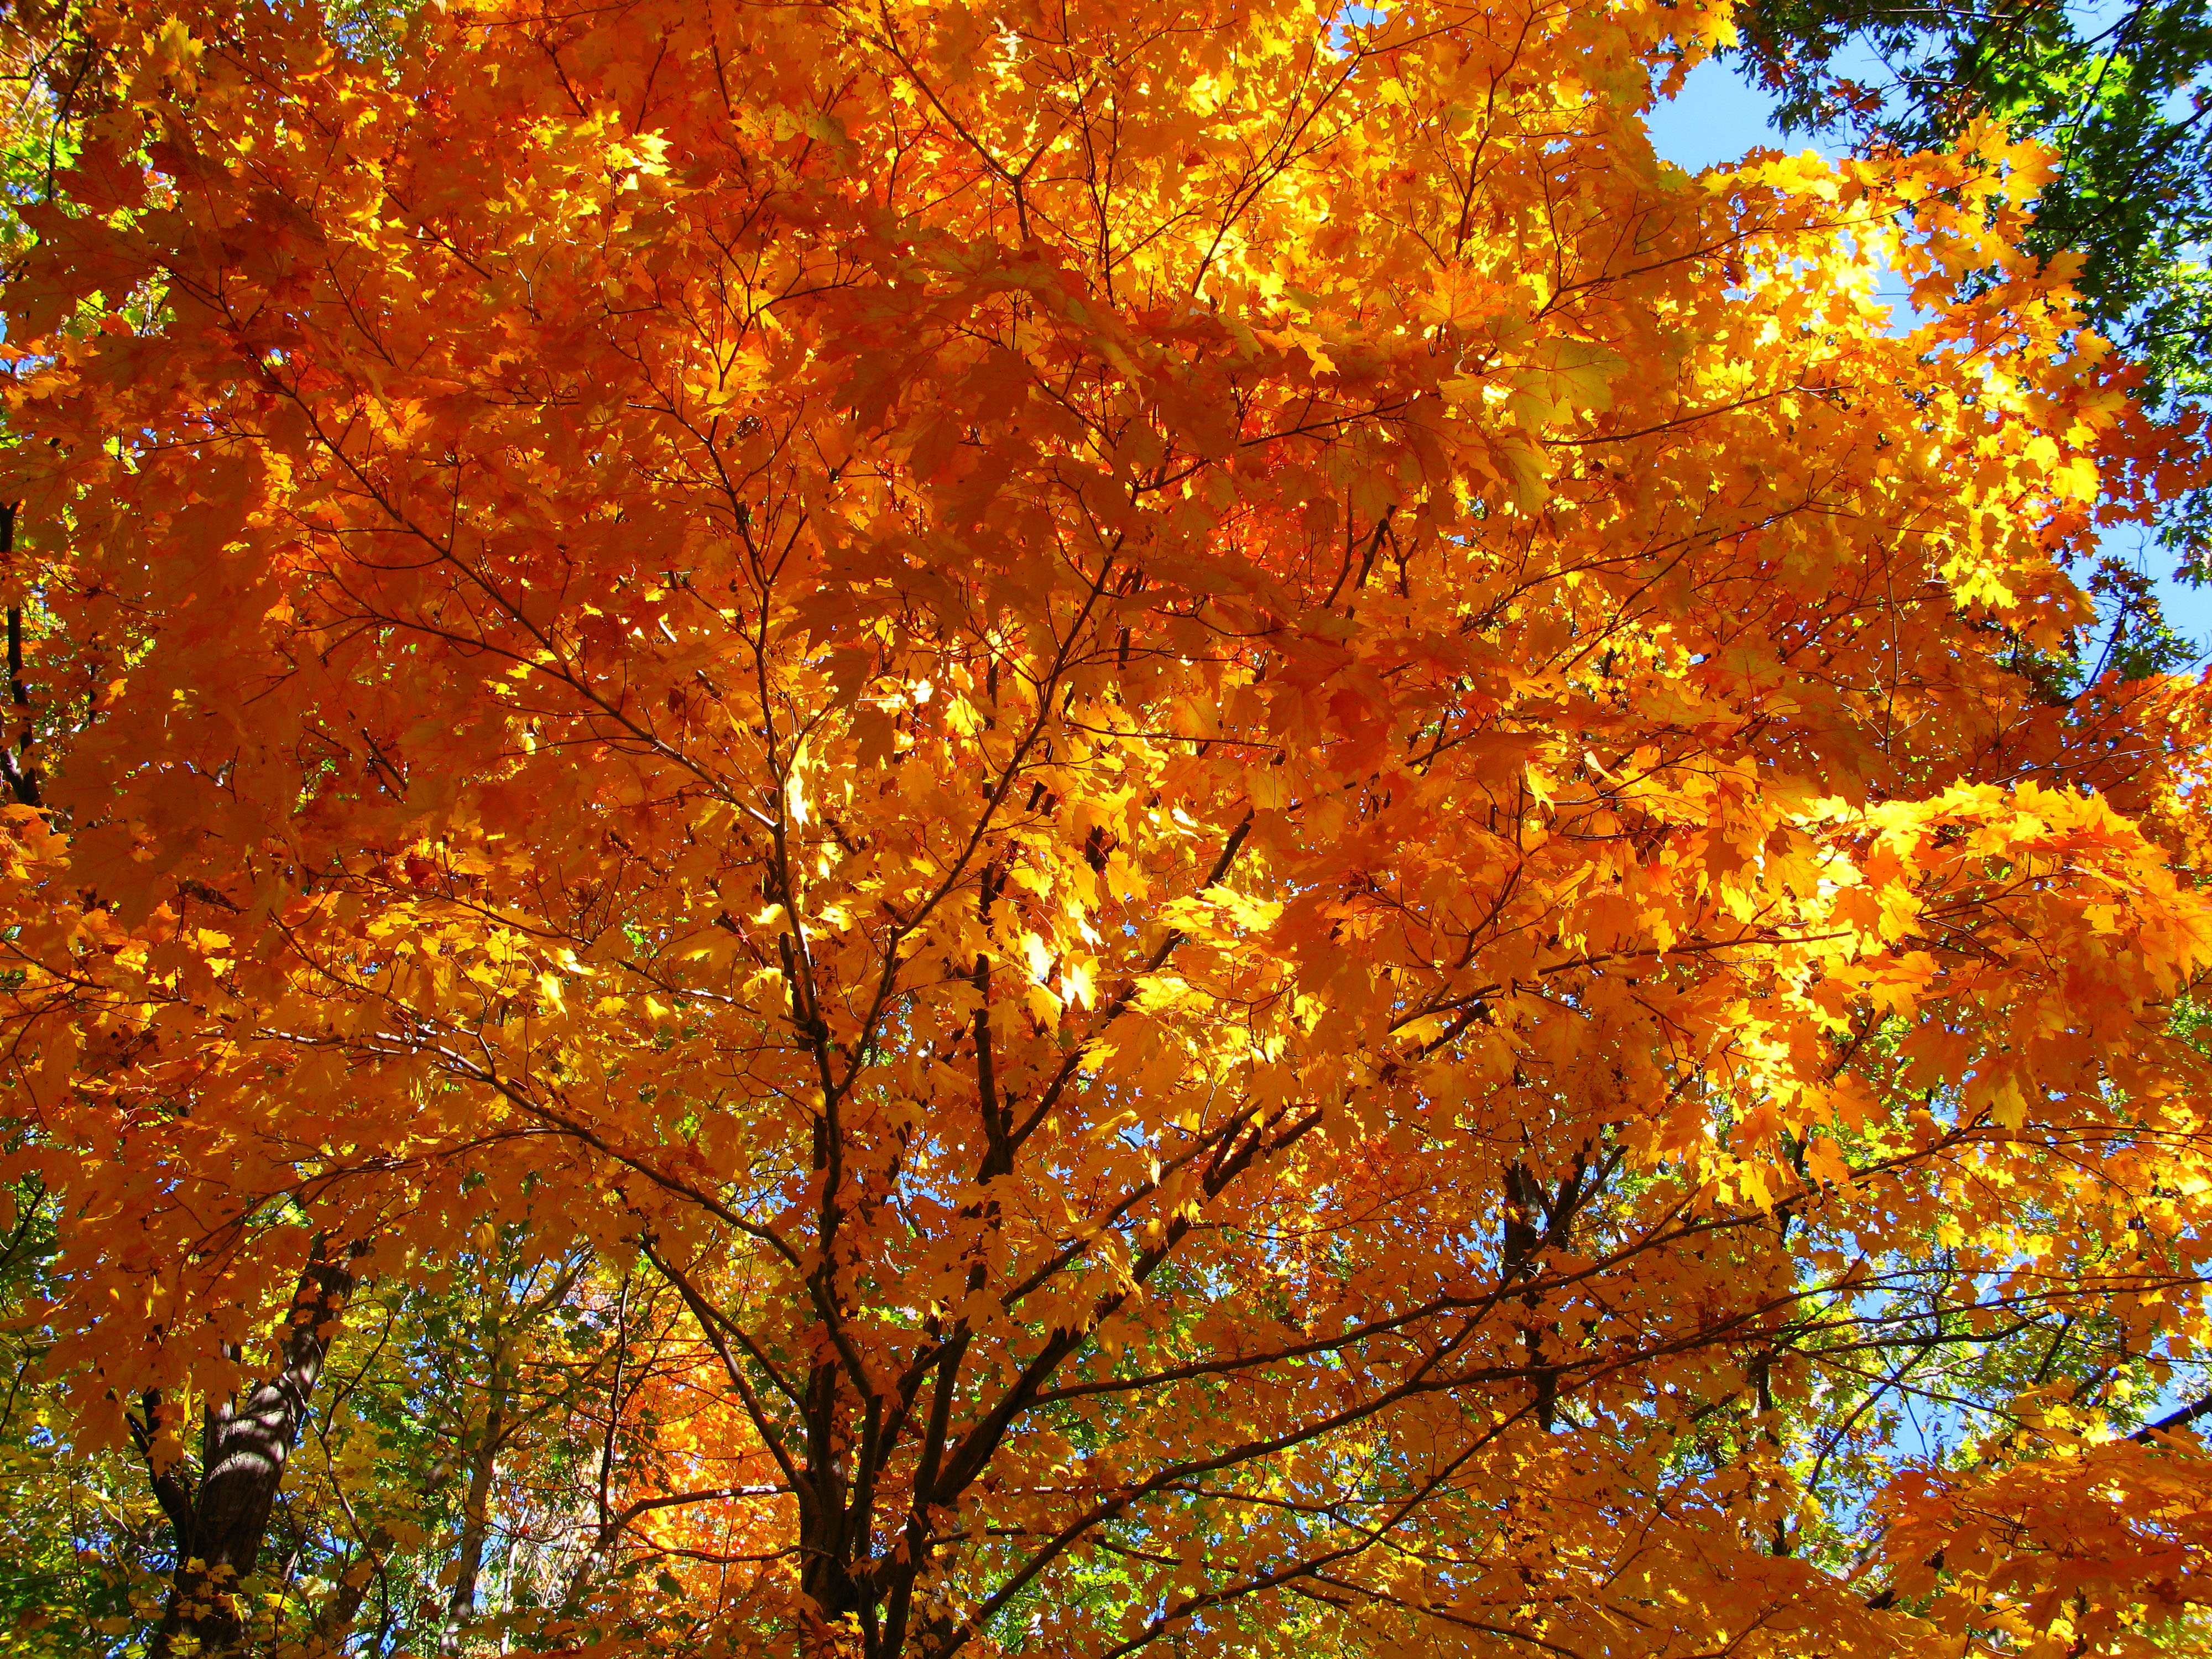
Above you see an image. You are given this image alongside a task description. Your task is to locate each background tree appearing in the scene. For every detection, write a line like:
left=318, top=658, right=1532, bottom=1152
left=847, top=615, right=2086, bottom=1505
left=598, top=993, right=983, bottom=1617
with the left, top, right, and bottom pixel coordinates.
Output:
left=2, top=1, right=2212, bottom=1656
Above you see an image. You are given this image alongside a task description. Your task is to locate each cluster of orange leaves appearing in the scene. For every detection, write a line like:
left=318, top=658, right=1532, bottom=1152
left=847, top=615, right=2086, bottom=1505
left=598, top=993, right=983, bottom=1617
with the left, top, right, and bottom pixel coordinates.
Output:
left=3, top=0, right=2212, bottom=1653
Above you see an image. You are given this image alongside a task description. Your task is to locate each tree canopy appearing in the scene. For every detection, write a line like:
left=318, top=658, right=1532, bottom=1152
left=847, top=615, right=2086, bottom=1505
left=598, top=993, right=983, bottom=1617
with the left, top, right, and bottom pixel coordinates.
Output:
left=3, top=1, right=2212, bottom=1656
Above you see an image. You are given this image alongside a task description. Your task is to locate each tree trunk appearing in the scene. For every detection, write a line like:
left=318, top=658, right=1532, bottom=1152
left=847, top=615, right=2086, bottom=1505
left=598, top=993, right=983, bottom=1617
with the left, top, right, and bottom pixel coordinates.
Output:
left=151, top=1239, right=359, bottom=1658
left=444, top=1381, right=505, bottom=1641
left=0, top=504, right=41, bottom=809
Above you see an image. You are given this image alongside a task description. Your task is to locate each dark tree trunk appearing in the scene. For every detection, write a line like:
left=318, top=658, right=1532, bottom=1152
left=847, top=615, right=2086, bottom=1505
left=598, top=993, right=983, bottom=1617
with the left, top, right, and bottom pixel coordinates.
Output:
left=2, top=504, right=44, bottom=808
left=149, top=1239, right=360, bottom=1658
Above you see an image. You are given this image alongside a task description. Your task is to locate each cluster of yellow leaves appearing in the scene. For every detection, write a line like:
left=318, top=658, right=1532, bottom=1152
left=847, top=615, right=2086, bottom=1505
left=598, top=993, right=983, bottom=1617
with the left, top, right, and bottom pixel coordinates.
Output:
left=1, top=0, right=2211, bottom=1653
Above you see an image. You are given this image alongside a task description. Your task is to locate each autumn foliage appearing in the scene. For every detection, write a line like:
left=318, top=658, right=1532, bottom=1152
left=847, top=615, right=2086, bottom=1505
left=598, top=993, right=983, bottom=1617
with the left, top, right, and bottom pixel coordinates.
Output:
left=3, top=0, right=2212, bottom=1655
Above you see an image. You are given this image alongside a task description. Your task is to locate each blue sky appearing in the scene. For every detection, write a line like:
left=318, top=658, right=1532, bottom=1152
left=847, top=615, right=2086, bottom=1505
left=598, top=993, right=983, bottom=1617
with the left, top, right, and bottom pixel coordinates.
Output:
left=1646, top=57, right=2212, bottom=665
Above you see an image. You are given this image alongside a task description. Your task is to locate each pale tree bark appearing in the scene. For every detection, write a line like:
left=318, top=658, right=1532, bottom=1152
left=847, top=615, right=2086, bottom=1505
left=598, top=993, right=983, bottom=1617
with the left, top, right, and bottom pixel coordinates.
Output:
left=443, top=1361, right=507, bottom=1639
left=439, top=1249, right=591, bottom=1651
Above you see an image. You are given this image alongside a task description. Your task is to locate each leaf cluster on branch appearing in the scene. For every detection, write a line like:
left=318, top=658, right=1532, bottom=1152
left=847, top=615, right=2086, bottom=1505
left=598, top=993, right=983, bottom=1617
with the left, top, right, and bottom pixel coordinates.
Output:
left=1730, top=0, right=2212, bottom=568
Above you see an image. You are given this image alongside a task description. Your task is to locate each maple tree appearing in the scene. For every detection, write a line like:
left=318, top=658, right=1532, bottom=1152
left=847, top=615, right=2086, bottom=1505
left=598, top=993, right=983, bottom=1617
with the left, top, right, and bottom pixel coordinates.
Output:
left=4, top=0, right=2212, bottom=1655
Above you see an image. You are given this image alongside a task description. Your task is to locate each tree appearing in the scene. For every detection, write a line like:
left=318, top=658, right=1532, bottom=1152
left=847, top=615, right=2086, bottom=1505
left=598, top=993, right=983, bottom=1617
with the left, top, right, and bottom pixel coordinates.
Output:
left=3, top=0, right=2212, bottom=1655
